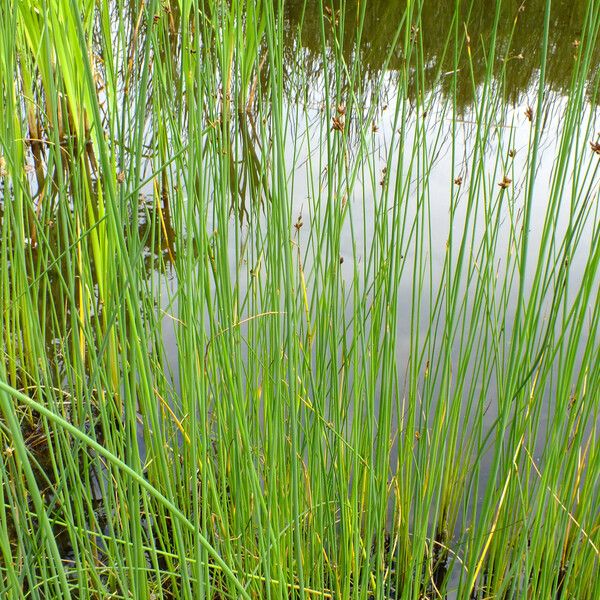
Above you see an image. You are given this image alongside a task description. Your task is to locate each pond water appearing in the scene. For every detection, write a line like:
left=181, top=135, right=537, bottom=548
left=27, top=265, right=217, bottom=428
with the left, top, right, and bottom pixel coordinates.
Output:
left=153, top=0, right=599, bottom=440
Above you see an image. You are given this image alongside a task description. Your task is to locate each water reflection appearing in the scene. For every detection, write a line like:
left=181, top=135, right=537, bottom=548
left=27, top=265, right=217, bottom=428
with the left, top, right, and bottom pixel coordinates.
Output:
left=283, top=0, right=599, bottom=107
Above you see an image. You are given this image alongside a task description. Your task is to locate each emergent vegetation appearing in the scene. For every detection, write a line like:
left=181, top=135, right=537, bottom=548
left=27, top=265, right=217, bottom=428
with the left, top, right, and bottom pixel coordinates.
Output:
left=0, top=0, right=598, bottom=598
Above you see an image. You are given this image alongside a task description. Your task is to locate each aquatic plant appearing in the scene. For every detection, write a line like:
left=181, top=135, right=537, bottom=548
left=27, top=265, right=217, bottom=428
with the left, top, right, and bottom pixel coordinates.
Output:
left=0, top=1, right=598, bottom=598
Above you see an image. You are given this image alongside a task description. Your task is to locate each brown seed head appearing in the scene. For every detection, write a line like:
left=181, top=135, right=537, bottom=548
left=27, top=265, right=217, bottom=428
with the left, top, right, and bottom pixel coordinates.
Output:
left=332, top=116, right=345, bottom=132
left=498, top=176, right=512, bottom=190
